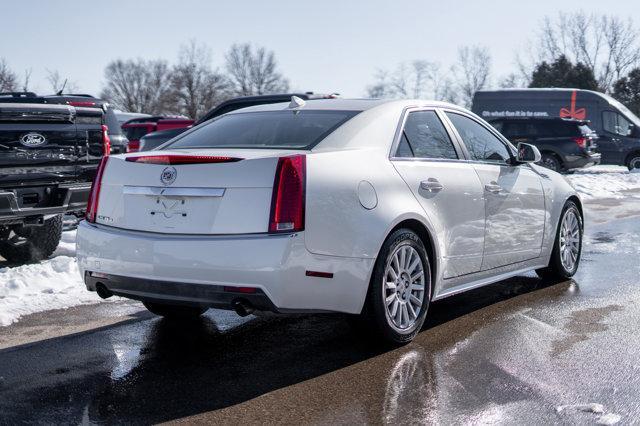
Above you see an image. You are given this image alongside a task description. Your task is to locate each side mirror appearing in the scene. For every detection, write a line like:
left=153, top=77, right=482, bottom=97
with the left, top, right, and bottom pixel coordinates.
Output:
left=516, top=143, right=541, bottom=164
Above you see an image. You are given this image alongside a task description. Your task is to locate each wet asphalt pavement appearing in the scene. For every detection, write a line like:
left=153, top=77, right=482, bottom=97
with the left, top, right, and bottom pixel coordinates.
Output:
left=1, top=200, right=639, bottom=425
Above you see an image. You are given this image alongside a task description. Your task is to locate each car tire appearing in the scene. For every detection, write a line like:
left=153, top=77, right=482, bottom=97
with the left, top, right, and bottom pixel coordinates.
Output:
left=358, top=228, right=431, bottom=345
left=143, top=302, right=208, bottom=319
left=0, top=215, right=63, bottom=263
left=536, top=201, right=583, bottom=281
left=626, top=153, right=640, bottom=171
left=539, top=153, right=562, bottom=173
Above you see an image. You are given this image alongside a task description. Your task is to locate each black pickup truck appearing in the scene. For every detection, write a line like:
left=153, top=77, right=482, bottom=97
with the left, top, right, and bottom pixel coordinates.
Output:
left=0, top=99, right=108, bottom=262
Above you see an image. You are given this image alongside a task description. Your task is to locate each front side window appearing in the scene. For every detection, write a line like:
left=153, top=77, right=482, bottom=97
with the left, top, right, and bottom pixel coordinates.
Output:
left=603, top=111, right=632, bottom=136
left=396, top=110, right=458, bottom=159
left=165, top=110, right=359, bottom=150
left=446, top=112, right=512, bottom=164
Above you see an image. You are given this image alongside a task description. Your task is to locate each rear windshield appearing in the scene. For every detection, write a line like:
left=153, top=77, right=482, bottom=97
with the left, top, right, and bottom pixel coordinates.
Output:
left=165, top=110, right=360, bottom=150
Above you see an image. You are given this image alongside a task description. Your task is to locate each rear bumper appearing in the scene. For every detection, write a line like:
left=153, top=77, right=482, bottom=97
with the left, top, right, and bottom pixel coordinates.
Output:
left=0, top=182, right=91, bottom=224
left=76, top=222, right=374, bottom=314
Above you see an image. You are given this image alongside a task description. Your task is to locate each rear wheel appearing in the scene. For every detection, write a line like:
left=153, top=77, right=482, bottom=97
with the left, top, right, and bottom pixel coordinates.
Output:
left=0, top=215, right=63, bottom=263
left=536, top=201, right=583, bottom=280
left=143, top=302, right=207, bottom=319
left=358, top=228, right=431, bottom=345
left=626, top=152, right=640, bottom=171
left=539, top=152, right=562, bottom=172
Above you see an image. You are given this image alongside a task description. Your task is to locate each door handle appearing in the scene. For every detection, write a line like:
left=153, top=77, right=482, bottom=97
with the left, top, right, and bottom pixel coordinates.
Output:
left=420, top=179, right=444, bottom=192
left=484, top=183, right=503, bottom=194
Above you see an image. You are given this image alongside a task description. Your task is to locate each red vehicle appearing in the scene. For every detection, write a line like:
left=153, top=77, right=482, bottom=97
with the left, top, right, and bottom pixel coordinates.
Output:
left=122, top=116, right=193, bottom=152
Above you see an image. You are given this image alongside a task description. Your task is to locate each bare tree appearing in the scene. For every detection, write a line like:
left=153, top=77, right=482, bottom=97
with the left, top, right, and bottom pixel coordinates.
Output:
left=225, top=43, right=289, bottom=95
left=101, top=59, right=173, bottom=114
left=45, top=69, right=79, bottom=94
left=22, top=68, right=32, bottom=92
left=170, top=40, right=230, bottom=119
left=0, top=58, right=18, bottom=92
left=366, top=60, right=456, bottom=102
left=525, top=12, right=640, bottom=92
left=453, top=46, right=491, bottom=107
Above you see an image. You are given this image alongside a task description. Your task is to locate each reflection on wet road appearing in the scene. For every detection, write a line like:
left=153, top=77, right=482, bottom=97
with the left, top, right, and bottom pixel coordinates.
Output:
left=1, top=215, right=639, bottom=424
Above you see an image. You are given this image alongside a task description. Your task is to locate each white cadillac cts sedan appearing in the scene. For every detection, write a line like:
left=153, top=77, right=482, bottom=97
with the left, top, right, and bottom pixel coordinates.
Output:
left=77, top=98, right=583, bottom=344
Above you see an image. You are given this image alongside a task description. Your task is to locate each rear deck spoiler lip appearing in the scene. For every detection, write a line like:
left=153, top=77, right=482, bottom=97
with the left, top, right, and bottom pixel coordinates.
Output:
left=124, top=155, right=243, bottom=165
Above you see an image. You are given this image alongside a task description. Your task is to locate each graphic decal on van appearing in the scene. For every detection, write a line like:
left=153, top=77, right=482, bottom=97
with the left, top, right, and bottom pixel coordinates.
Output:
left=559, top=90, right=586, bottom=120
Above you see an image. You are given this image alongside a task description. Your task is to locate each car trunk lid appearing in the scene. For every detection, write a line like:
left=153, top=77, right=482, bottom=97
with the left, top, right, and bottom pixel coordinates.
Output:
left=96, top=149, right=305, bottom=234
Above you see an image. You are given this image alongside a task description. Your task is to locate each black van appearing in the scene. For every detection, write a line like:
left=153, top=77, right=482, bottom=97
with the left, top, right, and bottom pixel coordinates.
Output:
left=472, top=88, right=640, bottom=170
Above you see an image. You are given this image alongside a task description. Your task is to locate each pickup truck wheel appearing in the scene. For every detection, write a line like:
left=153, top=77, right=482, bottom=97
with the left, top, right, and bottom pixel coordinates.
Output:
left=539, top=153, right=562, bottom=172
left=143, top=302, right=207, bottom=319
left=0, top=215, right=63, bottom=263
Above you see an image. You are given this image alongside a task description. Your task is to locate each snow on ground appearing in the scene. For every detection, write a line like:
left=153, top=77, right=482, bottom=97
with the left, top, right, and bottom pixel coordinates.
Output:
left=0, top=230, right=98, bottom=326
left=565, top=165, right=640, bottom=200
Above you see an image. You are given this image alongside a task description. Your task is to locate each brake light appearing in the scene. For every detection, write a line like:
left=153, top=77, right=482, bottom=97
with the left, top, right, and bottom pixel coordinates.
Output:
left=573, top=137, right=587, bottom=148
left=86, top=157, right=109, bottom=223
left=68, top=101, right=97, bottom=107
left=269, top=155, right=306, bottom=233
left=127, top=140, right=140, bottom=153
left=101, top=125, right=111, bottom=156
left=125, top=155, right=242, bottom=165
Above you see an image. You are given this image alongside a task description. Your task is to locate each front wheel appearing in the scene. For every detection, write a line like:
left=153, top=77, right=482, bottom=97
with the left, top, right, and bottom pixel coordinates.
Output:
left=358, top=228, right=431, bottom=345
left=536, top=201, right=583, bottom=280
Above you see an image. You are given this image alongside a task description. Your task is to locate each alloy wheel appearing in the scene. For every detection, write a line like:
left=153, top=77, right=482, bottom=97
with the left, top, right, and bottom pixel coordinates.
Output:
left=559, top=209, right=581, bottom=272
left=383, top=244, right=426, bottom=331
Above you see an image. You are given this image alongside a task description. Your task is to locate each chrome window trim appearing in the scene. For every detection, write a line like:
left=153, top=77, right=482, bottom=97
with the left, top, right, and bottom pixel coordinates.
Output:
left=388, top=106, right=467, bottom=162
left=440, top=108, right=522, bottom=167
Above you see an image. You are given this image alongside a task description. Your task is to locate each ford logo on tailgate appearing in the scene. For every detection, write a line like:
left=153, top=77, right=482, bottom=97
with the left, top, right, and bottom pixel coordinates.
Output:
left=20, top=133, right=47, bottom=147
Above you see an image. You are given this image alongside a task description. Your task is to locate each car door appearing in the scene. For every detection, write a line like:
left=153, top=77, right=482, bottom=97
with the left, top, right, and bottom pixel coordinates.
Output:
left=444, top=111, right=546, bottom=270
left=599, top=110, right=628, bottom=164
left=391, top=109, right=485, bottom=279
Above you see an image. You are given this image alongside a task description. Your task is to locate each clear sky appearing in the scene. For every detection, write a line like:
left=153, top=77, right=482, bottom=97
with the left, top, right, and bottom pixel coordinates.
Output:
left=1, top=0, right=639, bottom=98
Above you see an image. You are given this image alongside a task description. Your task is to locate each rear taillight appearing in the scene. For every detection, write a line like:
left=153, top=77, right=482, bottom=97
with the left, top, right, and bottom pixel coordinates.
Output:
left=125, top=155, right=242, bottom=165
left=68, top=101, right=97, bottom=107
left=101, top=125, right=111, bottom=156
left=127, top=140, right=140, bottom=153
left=86, top=157, right=109, bottom=223
left=269, top=155, right=306, bottom=233
left=573, top=137, right=587, bottom=148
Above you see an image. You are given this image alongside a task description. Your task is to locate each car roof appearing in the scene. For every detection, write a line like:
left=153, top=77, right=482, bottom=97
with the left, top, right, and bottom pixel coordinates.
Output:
left=228, top=98, right=464, bottom=113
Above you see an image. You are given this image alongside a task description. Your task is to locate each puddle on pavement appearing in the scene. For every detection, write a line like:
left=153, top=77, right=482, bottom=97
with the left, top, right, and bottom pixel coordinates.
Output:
left=551, top=304, right=623, bottom=357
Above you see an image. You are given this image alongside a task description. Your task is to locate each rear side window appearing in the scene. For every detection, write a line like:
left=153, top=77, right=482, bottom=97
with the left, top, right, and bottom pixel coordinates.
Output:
left=396, top=111, right=458, bottom=159
left=166, top=110, right=359, bottom=150
left=446, top=112, right=512, bottom=164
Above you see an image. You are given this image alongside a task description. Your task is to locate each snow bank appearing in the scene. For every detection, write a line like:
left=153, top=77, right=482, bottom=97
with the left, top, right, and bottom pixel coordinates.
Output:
left=565, top=166, right=640, bottom=200
left=0, top=255, right=97, bottom=326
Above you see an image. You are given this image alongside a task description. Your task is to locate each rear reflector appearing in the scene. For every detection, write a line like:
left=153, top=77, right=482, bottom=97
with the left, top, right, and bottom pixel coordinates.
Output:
left=223, top=286, right=257, bottom=294
left=269, top=155, right=306, bottom=233
left=305, top=271, right=334, bottom=279
left=86, top=156, right=109, bottom=223
left=125, top=155, right=242, bottom=165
